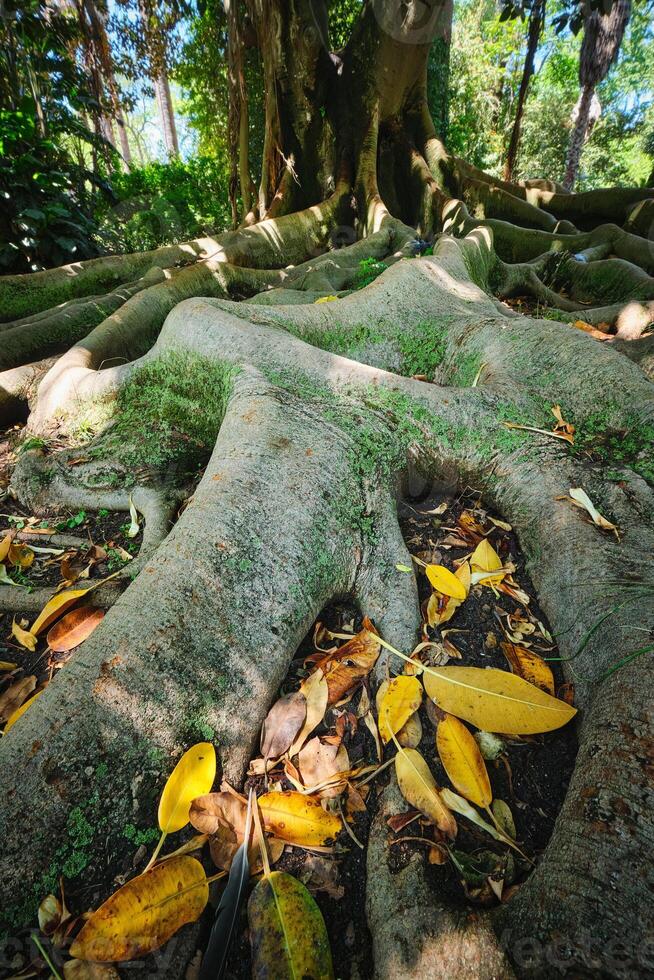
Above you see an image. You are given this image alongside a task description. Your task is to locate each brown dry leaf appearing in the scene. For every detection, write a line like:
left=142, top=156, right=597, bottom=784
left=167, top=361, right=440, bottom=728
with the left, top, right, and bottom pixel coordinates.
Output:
left=551, top=405, right=575, bottom=444
left=188, top=792, right=283, bottom=872
left=0, top=674, right=36, bottom=723
left=429, top=844, right=448, bottom=865
left=501, top=642, right=554, bottom=695
left=260, top=691, right=307, bottom=763
left=47, top=607, right=105, bottom=653
left=387, top=809, right=420, bottom=833
left=299, top=854, right=344, bottom=899
left=289, top=669, right=328, bottom=757
left=321, top=619, right=380, bottom=704
left=297, top=737, right=350, bottom=798
left=5, top=688, right=45, bottom=731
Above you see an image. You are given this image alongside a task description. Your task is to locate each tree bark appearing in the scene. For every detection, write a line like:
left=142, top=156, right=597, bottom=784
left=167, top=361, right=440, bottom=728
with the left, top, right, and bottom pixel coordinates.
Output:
left=155, top=69, right=180, bottom=158
left=83, top=0, right=133, bottom=169
left=563, top=83, right=594, bottom=190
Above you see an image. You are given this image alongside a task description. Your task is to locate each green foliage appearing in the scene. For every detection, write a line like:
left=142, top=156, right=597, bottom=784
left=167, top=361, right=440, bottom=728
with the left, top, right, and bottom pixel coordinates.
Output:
left=0, top=0, right=111, bottom=272
left=97, top=157, right=231, bottom=251
left=354, top=257, right=387, bottom=290
left=450, top=0, right=654, bottom=187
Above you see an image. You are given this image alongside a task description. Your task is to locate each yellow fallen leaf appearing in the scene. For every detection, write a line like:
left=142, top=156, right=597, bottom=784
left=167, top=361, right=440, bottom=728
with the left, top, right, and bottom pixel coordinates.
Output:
left=314, top=295, right=338, bottom=303
left=11, top=618, right=37, bottom=651
left=470, top=539, right=505, bottom=586
left=4, top=688, right=45, bottom=732
left=425, top=564, right=467, bottom=600
left=69, top=857, right=208, bottom=962
left=158, top=743, right=216, bottom=834
left=436, top=713, right=492, bottom=808
left=394, top=747, right=457, bottom=838
left=258, top=791, right=341, bottom=845
left=377, top=675, right=422, bottom=744
left=30, top=588, right=92, bottom=635
left=8, top=542, right=34, bottom=568
left=423, top=666, right=576, bottom=734
left=0, top=660, right=17, bottom=671
left=427, top=561, right=470, bottom=626
left=501, top=642, right=554, bottom=695
left=0, top=531, right=14, bottom=562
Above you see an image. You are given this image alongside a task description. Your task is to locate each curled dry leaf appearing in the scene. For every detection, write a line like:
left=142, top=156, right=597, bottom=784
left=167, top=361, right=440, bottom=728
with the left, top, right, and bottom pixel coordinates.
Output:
left=501, top=642, right=554, bottom=695
left=376, top=675, right=423, bottom=744
left=69, top=856, right=208, bottom=962
left=492, top=799, right=517, bottom=839
left=126, top=496, right=140, bottom=538
left=38, top=893, right=63, bottom=936
left=258, top=791, right=342, bottom=846
left=158, top=742, right=217, bottom=834
left=261, top=691, right=307, bottom=763
left=5, top=688, right=45, bottom=732
left=321, top=619, right=380, bottom=704
left=0, top=674, right=36, bottom=723
left=436, top=713, right=492, bottom=808
left=423, top=665, right=576, bottom=735
left=394, top=747, right=457, bottom=838
left=47, top=607, right=105, bottom=653
left=427, top=562, right=470, bottom=626
left=297, top=736, right=350, bottom=798
left=11, top=617, right=37, bottom=651
left=289, top=669, right=328, bottom=757
left=567, top=487, right=619, bottom=538
left=8, top=542, right=34, bottom=568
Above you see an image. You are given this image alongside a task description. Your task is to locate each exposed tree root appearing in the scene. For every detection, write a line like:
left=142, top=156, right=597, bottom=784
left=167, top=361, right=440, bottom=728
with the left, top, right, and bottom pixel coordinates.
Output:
left=0, top=171, right=653, bottom=979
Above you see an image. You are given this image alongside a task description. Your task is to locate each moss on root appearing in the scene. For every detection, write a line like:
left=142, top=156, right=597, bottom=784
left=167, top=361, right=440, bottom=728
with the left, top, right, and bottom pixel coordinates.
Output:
left=78, top=352, right=237, bottom=475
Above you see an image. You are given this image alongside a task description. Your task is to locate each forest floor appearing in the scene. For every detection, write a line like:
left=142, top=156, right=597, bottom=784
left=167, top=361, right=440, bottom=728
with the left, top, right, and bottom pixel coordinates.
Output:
left=0, top=407, right=578, bottom=979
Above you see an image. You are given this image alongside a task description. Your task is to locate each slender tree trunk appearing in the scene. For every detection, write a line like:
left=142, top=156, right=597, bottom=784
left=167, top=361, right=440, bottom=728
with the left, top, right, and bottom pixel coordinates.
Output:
left=224, top=0, right=256, bottom=225
left=563, top=82, right=594, bottom=190
left=83, top=0, right=132, bottom=170
left=503, top=0, right=545, bottom=183
left=155, top=69, right=180, bottom=158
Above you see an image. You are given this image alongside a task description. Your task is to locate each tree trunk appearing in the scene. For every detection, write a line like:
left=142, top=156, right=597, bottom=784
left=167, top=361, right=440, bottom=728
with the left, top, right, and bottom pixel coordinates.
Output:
left=0, top=3, right=653, bottom=977
left=155, top=69, right=180, bottom=158
left=426, top=0, right=453, bottom=142
left=563, top=83, right=594, bottom=190
left=83, top=0, right=132, bottom=170
left=503, top=0, right=545, bottom=183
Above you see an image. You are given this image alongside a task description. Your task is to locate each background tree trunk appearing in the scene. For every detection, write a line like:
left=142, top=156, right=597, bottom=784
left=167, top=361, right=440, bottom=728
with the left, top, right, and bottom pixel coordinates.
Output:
left=503, top=0, right=545, bottom=183
left=155, top=69, right=180, bottom=158
left=427, top=0, right=453, bottom=142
